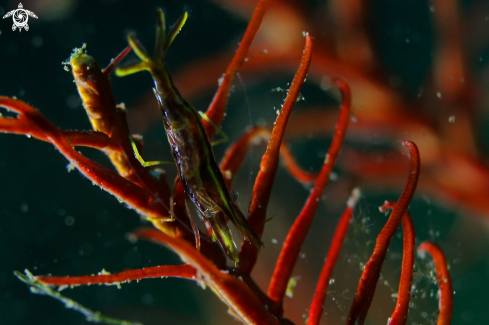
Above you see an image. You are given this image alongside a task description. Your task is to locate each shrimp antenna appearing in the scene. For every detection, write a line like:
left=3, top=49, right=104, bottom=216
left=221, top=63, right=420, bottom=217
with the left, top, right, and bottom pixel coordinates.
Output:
left=116, top=10, right=188, bottom=77
left=155, top=9, right=188, bottom=60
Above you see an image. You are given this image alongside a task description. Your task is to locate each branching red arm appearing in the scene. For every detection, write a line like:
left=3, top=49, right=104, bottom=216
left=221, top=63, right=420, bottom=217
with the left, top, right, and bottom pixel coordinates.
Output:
left=380, top=201, right=416, bottom=325
left=0, top=97, right=174, bottom=227
left=0, top=116, right=117, bottom=150
left=347, top=141, right=420, bottom=325
left=134, top=228, right=280, bottom=325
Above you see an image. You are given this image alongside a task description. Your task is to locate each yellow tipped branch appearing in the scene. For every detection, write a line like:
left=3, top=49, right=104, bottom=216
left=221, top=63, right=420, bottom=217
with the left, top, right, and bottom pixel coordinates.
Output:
left=114, top=36, right=152, bottom=77
left=128, top=34, right=151, bottom=62
left=163, top=11, right=188, bottom=54
left=154, top=8, right=167, bottom=60
left=116, top=10, right=188, bottom=79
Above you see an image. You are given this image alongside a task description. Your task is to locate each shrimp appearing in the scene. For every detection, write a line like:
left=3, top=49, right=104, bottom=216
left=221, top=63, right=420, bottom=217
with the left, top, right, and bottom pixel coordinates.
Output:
left=116, top=9, right=262, bottom=263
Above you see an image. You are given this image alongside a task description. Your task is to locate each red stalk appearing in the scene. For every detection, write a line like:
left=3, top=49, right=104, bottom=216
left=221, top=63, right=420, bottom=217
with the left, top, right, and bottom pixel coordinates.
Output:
left=417, top=242, right=453, bottom=325
left=0, top=97, right=175, bottom=229
left=307, top=188, right=360, bottom=325
left=347, top=141, right=420, bottom=325
left=0, top=116, right=117, bottom=150
left=37, top=265, right=197, bottom=287
left=266, top=77, right=351, bottom=313
left=134, top=228, right=280, bottom=325
left=102, top=45, right=132, bottom=76
left=238, top=33, right=314, bottom=274
left=204, top=0, right=271, bottom=138
left=380, top=201, right=416, bottom=325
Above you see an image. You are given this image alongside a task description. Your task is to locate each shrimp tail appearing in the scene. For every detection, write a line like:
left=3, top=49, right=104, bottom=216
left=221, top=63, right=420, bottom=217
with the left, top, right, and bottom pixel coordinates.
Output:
left=207, top=211, right=240, bottom=264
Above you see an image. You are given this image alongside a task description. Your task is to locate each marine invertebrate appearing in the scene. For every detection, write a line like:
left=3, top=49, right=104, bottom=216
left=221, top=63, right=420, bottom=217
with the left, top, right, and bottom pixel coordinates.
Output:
left=0, top=0, right=470, bottom=324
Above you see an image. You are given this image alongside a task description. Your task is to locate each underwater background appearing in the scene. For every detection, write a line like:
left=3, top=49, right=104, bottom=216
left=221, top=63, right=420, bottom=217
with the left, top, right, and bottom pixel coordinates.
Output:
left=0, top=0, right=489, bottom=324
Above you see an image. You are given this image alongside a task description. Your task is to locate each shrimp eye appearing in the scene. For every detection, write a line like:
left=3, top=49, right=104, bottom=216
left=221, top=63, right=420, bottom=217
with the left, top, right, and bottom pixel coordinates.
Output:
left=205, top=209, right=212, bottom=217
left=230, top=191, right=239, bottom=204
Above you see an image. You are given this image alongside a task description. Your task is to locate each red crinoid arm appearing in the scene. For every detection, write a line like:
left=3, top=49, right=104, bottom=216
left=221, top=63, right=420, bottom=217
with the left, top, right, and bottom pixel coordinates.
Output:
left=0, top=116, right=117, bottom=150
left=204, top=0, right=271, bottom=138
left=279, top=141, right=318, bottom=184
left=61, top=130, right=117, bottom=150
left=307, top=188, right=360, bottom=325
left=134, top=228, right=280, bottom=325
left=267, top=78, right=351, bottom=313
left=347, top=141, right=420, bottom=325
left=37, top=265, right=197, bottom=287
left=102, top=45, right=132, bottom=76
left=238, top=34, right=313, bottom=274
left=380, top=201, right=416, bottom=325
left=0, top=116, right=52, bottom=140
left=418, top=242, right=453, bottom=325
left=0, top=97, right=174, bottom=226
left=219, top=126, right=317, bottom=189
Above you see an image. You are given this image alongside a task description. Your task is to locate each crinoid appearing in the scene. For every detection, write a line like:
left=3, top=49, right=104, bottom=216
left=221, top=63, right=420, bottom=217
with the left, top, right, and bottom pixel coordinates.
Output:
left=0, top=0, right=460, bottom=324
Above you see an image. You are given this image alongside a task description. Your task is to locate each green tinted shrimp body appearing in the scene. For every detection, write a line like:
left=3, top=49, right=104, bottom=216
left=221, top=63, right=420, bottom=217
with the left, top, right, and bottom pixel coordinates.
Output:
left=116, top=10, right=262, bottom=263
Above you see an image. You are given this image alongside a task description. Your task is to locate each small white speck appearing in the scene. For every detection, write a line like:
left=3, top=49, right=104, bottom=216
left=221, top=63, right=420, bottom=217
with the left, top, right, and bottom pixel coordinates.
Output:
left=66, top=163, right=75, bottom=172
left=217, top=75, right=224, bottom=86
